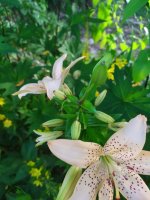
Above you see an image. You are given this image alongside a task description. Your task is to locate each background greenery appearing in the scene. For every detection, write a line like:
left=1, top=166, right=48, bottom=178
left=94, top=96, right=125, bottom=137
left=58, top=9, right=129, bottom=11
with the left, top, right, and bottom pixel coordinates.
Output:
left=0, top=0, right=150, bottom=199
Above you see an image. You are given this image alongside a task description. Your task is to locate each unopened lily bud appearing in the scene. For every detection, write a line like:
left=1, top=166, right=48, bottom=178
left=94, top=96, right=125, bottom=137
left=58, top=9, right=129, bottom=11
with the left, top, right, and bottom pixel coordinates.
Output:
left=95, top=111, right=115, bottom=123
left=42, top=119, right=64, bottom=127
left=34, top=130, right=63, bottom=146
left=54, top=90, right=66, bottom=100
left=71, top=120, right=81, bottom=140
left=73, top=70, right=81, bottom=80
left=94, top=90, right=107, bottom=106
left=62, top=84, right=72, bottom=95
left=108, top=122, right=127, bottom=131
left=56, top=166, right=82, bottom=200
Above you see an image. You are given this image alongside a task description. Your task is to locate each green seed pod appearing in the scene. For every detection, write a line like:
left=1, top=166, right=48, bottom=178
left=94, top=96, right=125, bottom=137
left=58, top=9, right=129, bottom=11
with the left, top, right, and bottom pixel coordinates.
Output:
left=42, top=119, right=64, bottom=127
left=95, top=111, right=114, bottom=123
left=94, top=90, right=107, bottom=106
left=71, top=120, right=81, bottom=140
left=56, top=166, right=82, bottom=200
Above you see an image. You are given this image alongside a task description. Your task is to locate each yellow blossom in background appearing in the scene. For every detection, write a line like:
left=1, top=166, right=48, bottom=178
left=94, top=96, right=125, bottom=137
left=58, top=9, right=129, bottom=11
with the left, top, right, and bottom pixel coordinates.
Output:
left=42, top=50, right=50, bottom=56
left=3, top=119, right=12, bottom=128
left=95, top=91, right=100, bottom=97
left=115, top=58, right=127, bottom=69
left=107, top=58, right=127, bottom=81
left=0, top=98, right=5, bottom=106
left=33, top=179, right=43, bottom=187
left=82, top=49, right=89, bottom=61
left=29, top=167, right=42, bottom=178
left=107, top=64, right=115, bottom=80
left=132, top=82, right=142, bottom=87
left=27, top=161, right=35, bottom=167
left=0, top=114, right=6, bottom=121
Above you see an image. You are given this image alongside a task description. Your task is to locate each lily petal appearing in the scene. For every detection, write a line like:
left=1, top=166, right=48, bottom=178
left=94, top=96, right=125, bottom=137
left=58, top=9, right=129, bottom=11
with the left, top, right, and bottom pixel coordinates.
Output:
left=52, top=54, right=67, bottom=79
left=104, top=115, right=147, bottom=162
left=47, top=139, right=102, bottom=168
left=112, top=167, right=150, bottom=200
left=70, top=160, right=108, bottom=200
left=13, top=83, right=46, bottom=99
left=41, top=76, right=61, bottom=99
left=124, top=150, right=150, bottom=175
left=62, top=56, right=85, bottom=82
left=98, top=178, right=114, bottom=200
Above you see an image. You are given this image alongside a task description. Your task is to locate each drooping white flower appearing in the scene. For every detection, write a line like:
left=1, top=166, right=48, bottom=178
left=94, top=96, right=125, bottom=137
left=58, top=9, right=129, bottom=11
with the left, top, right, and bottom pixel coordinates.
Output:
left=48, top=115, right=150, bottom=200
left=13, top=54, right=84, bottom=99
left=34, top=129, right=63, bottom=147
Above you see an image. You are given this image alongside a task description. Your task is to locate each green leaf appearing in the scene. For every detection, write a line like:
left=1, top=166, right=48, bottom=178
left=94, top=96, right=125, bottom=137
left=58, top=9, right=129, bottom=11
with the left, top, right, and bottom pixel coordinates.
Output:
left=21, top=140, right=37, bottom=160
left=132, top=49, right=150, bottom=82
left=0, top=0, right=20, bottom=8
left=81, top=100, right=95, bottom=113
left=0, top=42, right=17, bottom=55
left=123, top=0, right=148, bottom=22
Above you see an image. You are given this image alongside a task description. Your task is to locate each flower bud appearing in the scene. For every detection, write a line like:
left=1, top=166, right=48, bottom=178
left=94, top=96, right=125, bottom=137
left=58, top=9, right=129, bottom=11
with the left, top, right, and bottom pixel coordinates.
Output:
left=95, top=111, right=114, bottom=123
left=61, top=84, right=72, bottom=95
left=34, top=130, right=63, bottom=146
left=73, top=70, right=81, bottom=80
left=42, top=119, right=64, bottom=127
left=54, top=90, right=66, bottom=100
left=94, top=90, right=107, bottom=106
left=71, top=120, right=81, bottom=140
left=56, top=166, right=82, bottom=200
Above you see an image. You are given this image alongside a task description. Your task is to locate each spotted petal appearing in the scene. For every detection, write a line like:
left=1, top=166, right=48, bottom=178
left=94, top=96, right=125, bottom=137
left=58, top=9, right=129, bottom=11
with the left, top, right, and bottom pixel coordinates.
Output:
left=70, top=160, right=108, bottom=200
left=13, top=83, right=46, bottom=99
left=104, top=115, right=147, bottom=162
left=123, top=150, right=150, bottom=175
left=47, top=139, right=102, bottom=168
left=41, top=76, right=61, bottom=99
left=112, top=167, right=150, bottom=200
left=52, top=54, right=67, bottom=79
left=98, top=178, right=114, bottom=200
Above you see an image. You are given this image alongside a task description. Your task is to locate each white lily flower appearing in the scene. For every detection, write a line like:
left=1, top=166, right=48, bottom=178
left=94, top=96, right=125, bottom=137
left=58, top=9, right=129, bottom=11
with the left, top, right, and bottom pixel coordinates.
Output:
left=47, top=115, right=150, bottom=200
left=13, top=54, right=84, bottom=99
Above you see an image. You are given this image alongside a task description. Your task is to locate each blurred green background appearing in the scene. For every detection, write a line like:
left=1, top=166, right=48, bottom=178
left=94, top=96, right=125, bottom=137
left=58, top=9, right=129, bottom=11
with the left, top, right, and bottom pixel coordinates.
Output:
left=0, top=0, right=150, bottom=199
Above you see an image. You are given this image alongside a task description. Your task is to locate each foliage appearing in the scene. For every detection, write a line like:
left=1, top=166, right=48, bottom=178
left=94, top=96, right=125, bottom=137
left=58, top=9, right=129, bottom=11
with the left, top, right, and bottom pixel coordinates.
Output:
left=0, top=0, right=150, bottom=199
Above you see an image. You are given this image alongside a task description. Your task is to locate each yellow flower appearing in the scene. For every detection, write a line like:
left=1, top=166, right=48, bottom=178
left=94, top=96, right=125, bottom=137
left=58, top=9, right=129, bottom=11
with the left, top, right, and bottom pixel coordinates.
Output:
left=115, top=58, right=127, bottom=69
left=3, top=119, right=12, bottom=128
left=27, top=161, right=35, bottom=167
left=132, top=82, right=141, bottom=87
left=95, top=91, right=100, bottom=97
left=29, top=167, right=42, bottom=178
left=107, top=64, right=115, bottom=80
left=0, top=98, right=5, bottom=106
left=33, top=179, right=43, bottom=187
left=42, top=50, right=50, bottom=56
left=0, top=114, right=6, bottom=121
